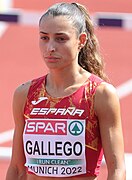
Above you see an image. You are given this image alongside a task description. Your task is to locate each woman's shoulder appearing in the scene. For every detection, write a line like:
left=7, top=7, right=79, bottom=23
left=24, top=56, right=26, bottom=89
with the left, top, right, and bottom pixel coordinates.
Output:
left=14, top=81, right=31, bottom=98
left=12, top=81, right=32, bottom=125
left=95, top=82, right=117, bottom=98
left=13, top=75, right=46, bottom=103
left=13, top=81, right=31, bottom=110
left=88, top=73, right=116, bottom=96
left=94, top=82, right=119, bottom=115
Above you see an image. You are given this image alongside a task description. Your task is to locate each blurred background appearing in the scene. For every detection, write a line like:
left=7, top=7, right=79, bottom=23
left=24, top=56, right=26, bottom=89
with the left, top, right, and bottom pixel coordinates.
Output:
left=0, top=0, right=132, bottom=179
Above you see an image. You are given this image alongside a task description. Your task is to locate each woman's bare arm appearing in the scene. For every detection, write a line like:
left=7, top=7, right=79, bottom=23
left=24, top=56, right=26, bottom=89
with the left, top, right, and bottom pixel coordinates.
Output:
left=95, top=83, right=126, bottom=180
left=6, top=82, right=30, bottom=180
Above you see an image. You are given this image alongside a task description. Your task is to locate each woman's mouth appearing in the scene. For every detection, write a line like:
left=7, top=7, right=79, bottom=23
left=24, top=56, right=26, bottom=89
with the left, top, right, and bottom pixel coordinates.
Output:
left=45, top=56, right=60, bottom=62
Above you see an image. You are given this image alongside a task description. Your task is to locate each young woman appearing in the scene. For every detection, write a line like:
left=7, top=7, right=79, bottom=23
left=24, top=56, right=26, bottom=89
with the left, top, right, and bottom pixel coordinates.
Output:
left=6, top=2, right=126, bottom=180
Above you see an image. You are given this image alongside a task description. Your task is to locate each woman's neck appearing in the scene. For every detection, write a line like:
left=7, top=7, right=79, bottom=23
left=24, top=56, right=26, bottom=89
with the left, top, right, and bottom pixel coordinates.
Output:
left=48, top=67, right=88, bottom=88
left=45, top=66, right=91, bottom=98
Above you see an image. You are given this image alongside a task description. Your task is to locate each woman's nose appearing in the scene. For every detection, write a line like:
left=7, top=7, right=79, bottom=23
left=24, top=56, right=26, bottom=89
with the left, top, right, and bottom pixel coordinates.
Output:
left=47, top=41, right=56, bottom=53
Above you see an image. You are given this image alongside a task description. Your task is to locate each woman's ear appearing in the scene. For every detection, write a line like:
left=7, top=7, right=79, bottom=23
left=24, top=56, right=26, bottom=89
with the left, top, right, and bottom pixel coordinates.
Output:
left=78, top=32, right=87, bottom=49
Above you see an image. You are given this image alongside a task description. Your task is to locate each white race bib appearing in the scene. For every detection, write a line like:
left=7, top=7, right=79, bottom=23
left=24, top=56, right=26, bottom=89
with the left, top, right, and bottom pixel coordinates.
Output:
left=23, top=119, right=86, bottom=177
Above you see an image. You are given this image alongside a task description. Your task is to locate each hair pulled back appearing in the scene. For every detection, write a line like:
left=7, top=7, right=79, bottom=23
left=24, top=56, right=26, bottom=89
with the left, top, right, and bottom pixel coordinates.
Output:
left=39, top=2, right=108, bottom=81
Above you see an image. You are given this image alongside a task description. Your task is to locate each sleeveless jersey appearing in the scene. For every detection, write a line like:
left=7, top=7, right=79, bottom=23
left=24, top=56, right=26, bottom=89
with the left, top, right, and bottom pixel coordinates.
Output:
left=23, top=74, right=104, bottom=177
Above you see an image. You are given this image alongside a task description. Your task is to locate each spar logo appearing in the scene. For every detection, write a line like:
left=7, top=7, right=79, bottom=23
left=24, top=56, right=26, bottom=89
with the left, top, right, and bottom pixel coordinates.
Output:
left=25, top=119, right=84, bottom=136
left=25, top=119, right=67, bottom=135
left=68, top=121, right=84, bottom=136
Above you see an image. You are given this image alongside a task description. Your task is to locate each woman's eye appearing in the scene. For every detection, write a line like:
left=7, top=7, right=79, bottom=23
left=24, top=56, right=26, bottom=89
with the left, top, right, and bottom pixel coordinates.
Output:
left=40, top=36, right=49, bottom=40
left=56, top=37, right=66, bottom=42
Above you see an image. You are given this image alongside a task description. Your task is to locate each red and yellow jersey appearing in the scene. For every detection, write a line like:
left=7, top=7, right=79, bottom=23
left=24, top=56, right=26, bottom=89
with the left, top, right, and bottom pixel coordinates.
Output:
left=23, top=74, right=104, bottom=177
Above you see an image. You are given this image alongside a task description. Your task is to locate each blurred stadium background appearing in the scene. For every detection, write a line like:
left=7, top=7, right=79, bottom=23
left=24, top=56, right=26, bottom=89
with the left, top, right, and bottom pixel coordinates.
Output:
left=0, top=0, right=132, bottom=179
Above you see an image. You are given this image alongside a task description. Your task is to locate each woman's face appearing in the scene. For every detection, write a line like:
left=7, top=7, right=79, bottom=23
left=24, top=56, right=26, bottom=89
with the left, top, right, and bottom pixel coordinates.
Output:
left=39, top=15, right=83, bottom=70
